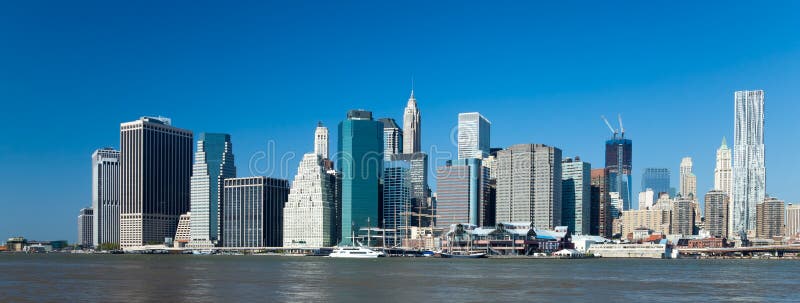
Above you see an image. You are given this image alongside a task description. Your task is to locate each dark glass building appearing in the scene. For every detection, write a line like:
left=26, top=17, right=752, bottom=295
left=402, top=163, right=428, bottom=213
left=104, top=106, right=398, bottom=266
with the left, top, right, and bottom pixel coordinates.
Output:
left=605, top=138, right=632, bottom=211
left=642, top=168, right=671, bottom=198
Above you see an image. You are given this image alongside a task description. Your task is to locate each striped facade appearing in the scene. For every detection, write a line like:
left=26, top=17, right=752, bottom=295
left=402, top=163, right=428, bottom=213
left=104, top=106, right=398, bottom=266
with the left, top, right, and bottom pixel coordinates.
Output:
left=222, top=177, right=289, bottom=247
left=92, top=148, right=120, bottom=247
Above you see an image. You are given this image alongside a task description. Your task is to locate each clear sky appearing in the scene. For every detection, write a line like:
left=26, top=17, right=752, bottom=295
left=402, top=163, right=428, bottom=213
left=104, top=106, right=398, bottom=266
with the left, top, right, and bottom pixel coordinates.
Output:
left=1, top=1, right=798, bottom=242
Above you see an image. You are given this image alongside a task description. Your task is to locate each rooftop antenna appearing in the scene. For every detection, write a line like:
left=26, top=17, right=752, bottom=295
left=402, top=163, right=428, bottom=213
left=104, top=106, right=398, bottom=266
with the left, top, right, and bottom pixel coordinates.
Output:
left=601, top=115, right=618, bottom=139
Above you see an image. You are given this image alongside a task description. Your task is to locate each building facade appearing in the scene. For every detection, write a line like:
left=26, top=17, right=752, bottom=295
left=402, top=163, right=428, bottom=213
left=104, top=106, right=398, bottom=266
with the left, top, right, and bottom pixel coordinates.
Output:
left=641, top=168, right=671, bottom=198
left=382, top=160, right=412, bottom=246
left=91, top=148, right=120, bottom=247
left=222, top=177, right=289, bottom=247
left=562, top=157, right=591, bottom=235
left=435, top=159, right=489, bottom=227
left=732, top=90, right=766, bottom=237
left=638, top=189, right=655, bottom=210
left=618, top=209, right=671, bottom=238
left=590, top=169, right=612, bottom=237
left=457, top=112, right=491, bottom=160
left=78, top=208, right=94, bottom=248
left=786, top=204, right=800, bottom=237
left=402, top=90, right=421, bottom=154
left=704, top=190, right=729, bottom=238
left=283, top=153, right=335, bottom=247
left=379, top=118, right=403, bottom=161
left=714, top=137, right=733, bottom=198
left=189, top=133, right=236, bottom=248
left=120, top=117, right=193, bottom=248
left=605, top=138, right=633, bottom=210
left=756, top=197, right=784, bottom=239
left=496, top=144, right=562, bottom=230
left=679, top=157, right=697, bottom=201
left=337, top=110, right=383, bottom=245
left=671, top=197, right=695, bottom=236
left=315, top=122, right=329, bottom=159
left=390, top=153, right=430, bottom=227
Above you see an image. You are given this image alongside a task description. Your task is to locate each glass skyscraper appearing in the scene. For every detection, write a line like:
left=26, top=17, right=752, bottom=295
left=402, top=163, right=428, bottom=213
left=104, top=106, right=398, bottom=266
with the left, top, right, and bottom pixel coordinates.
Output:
left=337, top=110, right=383, bottom=245
left=605, top=138, right=632, bottom=211
left=732, top=90, right=766, bottom=237
left=457, top=112, right=491, bottom=160
left=91, top=147, right=120, bottom=247
left=382, top=160, right=411, bottom=247
left=189, top=133, right=236, bottom=248
left=222, top=177, right=289, bottom=247
left=562, top=157, right=591, bottom=235
left=641, top=168, right=670, bottom=198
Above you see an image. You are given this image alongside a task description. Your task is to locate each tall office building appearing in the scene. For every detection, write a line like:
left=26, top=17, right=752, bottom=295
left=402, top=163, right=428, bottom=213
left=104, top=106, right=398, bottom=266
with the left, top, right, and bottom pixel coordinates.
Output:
left=402, top=90, right=421, bottom=154
left=679, top=157, right=697, bottom=201
left=189, top=133, right=236, bottom=248
left=78, top=208, right=93, bottom=248
left=496, top=144, right=562, bottom=230
left=590, top=169, right=612, bottom=237
left=605, top=137, right=633, bottom=210
left=671, top=197, right=695, bottom=236
left=120, top=117, right=192, bottom=248
left=457, top=112, right=491, bottom=160
left=756, top=197, right=784, bottom=239
left=641, top=168, right=671, bottom=198
left=379, top=118, right=403, bottom=161
left=704, top=190, right=729, bottom=238
left=222, top=177, right=289, bottom=247
left=732, top=90, right=766, bottom=236
left=562, top=157, right=590, bottom=235
left=382, top=160, right=411, bottom=246
left=283, top=153, right=335, bottom=247
left=435, top=159, right=489, bottom=227
left=326, top=170, right=343, bottom=244
left=638, top=188, right=655, bottom=210
left=91, top=148, right=120, bottom=247
left=609, top=192, right=622, bottom=220
left=315, top=122, right=329, bottom=159
left=714, top=137, right=733, bottom=197
left=785, top=204, right=800, bottom=237
left=390, top=153, right=430, bottom=226
left=337, top=110, right=383, bottom=245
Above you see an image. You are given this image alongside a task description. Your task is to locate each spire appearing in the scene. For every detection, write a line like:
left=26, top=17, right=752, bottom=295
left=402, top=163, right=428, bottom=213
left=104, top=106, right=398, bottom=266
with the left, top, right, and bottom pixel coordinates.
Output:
left=720, top=136, right=728, bottom=148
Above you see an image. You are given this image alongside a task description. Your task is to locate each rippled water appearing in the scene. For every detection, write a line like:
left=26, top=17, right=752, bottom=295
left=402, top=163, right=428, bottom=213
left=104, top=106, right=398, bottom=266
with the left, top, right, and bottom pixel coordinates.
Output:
left=1, top=254, right=798, bottom=302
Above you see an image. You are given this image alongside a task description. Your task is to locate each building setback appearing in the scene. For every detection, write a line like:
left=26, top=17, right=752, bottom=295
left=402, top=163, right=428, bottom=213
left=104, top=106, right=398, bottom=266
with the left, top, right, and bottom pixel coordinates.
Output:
left=189, top=133, right=236, bottom=248
left=756, top=197, right=785, bottom=239
left=590, top=169, right=612, bottom=237
left=714, top=138, right=733, bottom=198
left=704, top=190, right=729, bottom=238
left=222, top=177, right=289, bottom=247
left=120, top=117, right=193, bottom=248
left=78, top=208, right=93, bottom=248
left=403, top=90, right=421, bottom=154
left=562, top=157, right=591, bottom=235
left=732, top=90, right=766, bottom=236
left=91, top=148, right=120, bottom=247
left=496, top=144, right=562, bottom=230
left=679, top=157, right=697, bottom=201
left=283, top=153, right=335, bottom=248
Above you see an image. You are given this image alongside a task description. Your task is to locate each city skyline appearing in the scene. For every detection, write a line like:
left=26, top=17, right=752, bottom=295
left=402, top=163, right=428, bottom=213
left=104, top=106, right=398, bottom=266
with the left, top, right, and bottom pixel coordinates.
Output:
left=2, top=2, right=800, bottom=241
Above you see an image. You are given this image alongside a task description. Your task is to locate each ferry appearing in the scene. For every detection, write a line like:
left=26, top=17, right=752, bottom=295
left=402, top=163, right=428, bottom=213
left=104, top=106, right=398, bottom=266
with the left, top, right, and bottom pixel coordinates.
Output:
left=328, top=247, right=385, bottom=258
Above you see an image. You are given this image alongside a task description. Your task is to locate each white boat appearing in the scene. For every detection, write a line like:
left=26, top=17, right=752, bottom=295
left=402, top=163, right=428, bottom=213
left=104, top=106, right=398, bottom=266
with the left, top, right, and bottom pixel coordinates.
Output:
left=328, top=247, right=385, bottom=258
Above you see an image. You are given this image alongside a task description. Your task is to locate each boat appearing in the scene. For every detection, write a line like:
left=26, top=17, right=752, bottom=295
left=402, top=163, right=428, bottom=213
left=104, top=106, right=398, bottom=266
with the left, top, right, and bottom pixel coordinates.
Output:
left=328, top=247, right=385, bottom=258
left=192, top=249, right=214, bottom=255
left=440, top=251, right=487, bottom=258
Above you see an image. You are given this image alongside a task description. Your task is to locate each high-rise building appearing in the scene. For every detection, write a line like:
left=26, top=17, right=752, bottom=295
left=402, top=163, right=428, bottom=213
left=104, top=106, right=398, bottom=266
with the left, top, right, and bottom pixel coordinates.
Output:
left=496, top=144, right=562, bottom=230
left=609, top=192, right=623, bottom=220
left=605, top=137, right=632, bottom=210
left=326, top=170, right=342, bottom=244
left=457, top=112, right=491, bottom=160
left=222, top=177, right=289, bottom=247
left=590, top=169, right=612, bottom=237
left=283, top=153, right=335, bottom=247
left=618, top=208, right=671, bottom=237
left=189, top=133, right=236, bottom=248
left=562, top=157, right=591, bottom=235
left=714, top=137, right=733, bottom=198
left=337, top=110, right=383, bottom=245
left=78, top=208, right=93, bottom=248
left=679, top=157, right=697, bottom=201
left=756, top=197, right=784, bottom=239
left=402, top=90, right=421, bottom=154
left=120, top=117, right=193, bottom=248
left=91, top=148, right=120, bottom=247
left=379, top=118, right=403, bottom=161
left=390, top=153, right=430, bottom=226
left=641, top=168, right=670, bottom=198
left=671, top=197, right=695, bottom=236
left=315, top=122, right=329, bottom=159
left=435, top=159, right=489, bottom=227
left=638, top=189, right=655, bottom=210
left=382, top=160, right=411, bottom=246
left=786, top=204, right=800, bottom=237
left=704, top=190, right=729, bottom=238
left=732, top=90, right=766, bottom=237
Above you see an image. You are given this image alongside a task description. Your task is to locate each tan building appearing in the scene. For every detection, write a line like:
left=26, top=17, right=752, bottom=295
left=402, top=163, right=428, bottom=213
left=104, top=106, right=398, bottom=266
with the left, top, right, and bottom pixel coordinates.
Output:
left=671, top=198, right=695, bottom=236
left=756, top=197, right=785, bottom=238
left=786, top=204, right=800, bottom=238
left=704, top=190, right=729, bottom=238
left=618, top=209, right=671, bottom=238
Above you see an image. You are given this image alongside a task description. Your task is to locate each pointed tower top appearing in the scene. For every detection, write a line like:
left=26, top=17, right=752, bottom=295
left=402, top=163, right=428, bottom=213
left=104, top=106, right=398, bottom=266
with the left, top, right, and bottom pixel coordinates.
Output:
left=407, top=77, right=417, bottom=107
left=720, top=136, right=728, bottom=148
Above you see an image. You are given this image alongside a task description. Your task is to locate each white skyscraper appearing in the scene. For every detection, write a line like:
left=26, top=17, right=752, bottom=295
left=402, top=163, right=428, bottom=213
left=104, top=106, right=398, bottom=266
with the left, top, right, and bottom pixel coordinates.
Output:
left=402, top=90, right=421, bottom=154
left=91, top=148, right=120, bottom=247
left=189, top=133, right=236, bottom=248
left=379, top=118, right=403, bottom=161
left=679, top=157, right=697, bottom=201
left=638, top=188, right=655, bottom=210
left=314, top=122, right=329, bottom=159
left=457, top=112, right=491, bottom=160
left=732, top=90, right=766, bottom=236
left=283, top=153, right=334, bottom=247
left=714, top=137, right=733, bottom=197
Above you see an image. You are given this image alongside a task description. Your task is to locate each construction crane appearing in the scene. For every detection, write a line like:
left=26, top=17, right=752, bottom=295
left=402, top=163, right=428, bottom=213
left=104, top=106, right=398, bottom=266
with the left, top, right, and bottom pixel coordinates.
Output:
left=618, top=114, right=625, bottom=138
left=601, top=115, right=618, bottom=139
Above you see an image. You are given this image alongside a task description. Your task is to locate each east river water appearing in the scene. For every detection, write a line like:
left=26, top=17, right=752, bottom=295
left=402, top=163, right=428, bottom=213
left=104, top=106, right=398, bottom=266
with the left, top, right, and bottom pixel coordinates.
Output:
left=1, top=254, right=798, bottom=302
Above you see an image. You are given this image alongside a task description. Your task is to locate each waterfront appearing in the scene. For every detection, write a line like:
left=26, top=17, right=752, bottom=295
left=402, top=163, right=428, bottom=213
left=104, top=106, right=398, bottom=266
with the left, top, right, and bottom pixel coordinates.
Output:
left=1, top=254, right=798, bottom=302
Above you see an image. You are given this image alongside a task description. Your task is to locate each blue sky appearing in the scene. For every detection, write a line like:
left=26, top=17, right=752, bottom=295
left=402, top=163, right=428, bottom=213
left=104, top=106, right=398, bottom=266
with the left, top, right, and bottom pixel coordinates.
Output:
left=1, top=1, right=798, bottom=241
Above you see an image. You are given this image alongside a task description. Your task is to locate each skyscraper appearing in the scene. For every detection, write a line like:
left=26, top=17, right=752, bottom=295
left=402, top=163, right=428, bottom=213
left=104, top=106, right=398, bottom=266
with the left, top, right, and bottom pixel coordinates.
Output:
left=496, top=144, right=562, bottom=230
left=714, top=137, right=733, bottom=198
left=641, top=168, right=670, bottom=198
left=402, top=90, right=421, bottom=154
left=189, top=133, right=236, bottom=248
left=222, top=177, right=289, bottom=247
left=605, top=137, right=632, bottom=210
left=390, top=153, right=430, bottom=226
left=382, top=160, right=411, bottom=246
left=562, top=157, right=591, bottom=235
left=733, top=89, right=766, bottom=237
left=91, top=148, right=120, bottom=247
left=704, top=190, right=729, bottom=238
left=785, top=204, right=800, bottom=237
left=315, top=122, right=329, bottom=159
left=337, top=110, right=383, bottom=245
left=590, top=169, right=612, bottom=237
left=679, top=157, right=697, bottom=201
left=435, top=158, right=489, bottom=227
left=671, top=197, right=695, bottom=236
left=457, top=112, right=491, bottom=160
left=78, top=208, right=93, bottom=248
left=638, top=188, right=655, bottom=210
left=379, top=118, right=403, bottom=161
left=120, top=117, right=193, bottom=248
left=756, top=197, right=784, bottom=239
left=283, top=153, right=335, bottom=247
